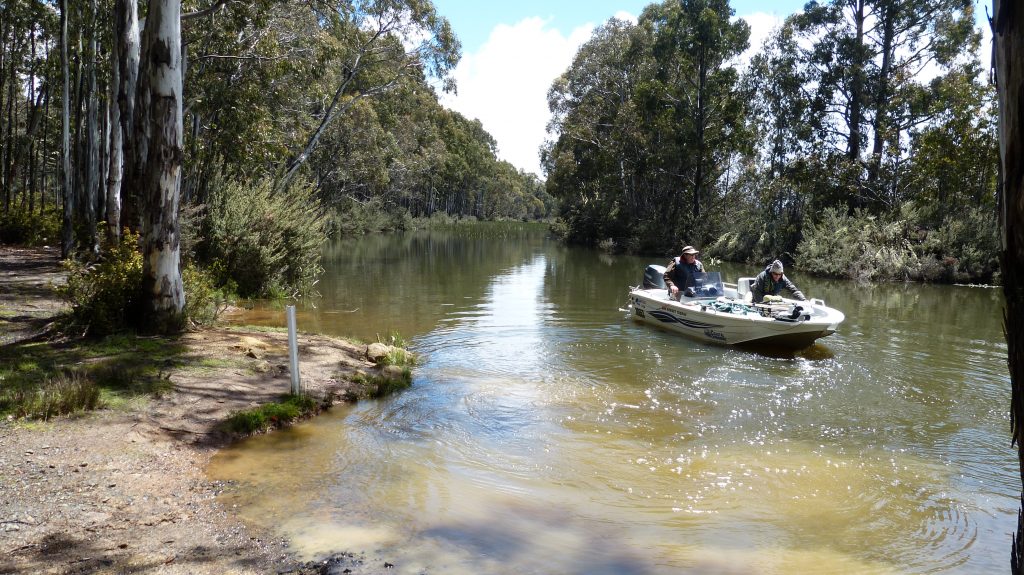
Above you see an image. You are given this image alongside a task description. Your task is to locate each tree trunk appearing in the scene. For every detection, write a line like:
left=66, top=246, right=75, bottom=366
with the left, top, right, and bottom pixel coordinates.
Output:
left=85, top=0, right=101, bottom=253
left=42, top=70, right=49, bottom=211
left=848, top=0, right=865, bottom=162
left=4, top=53, right=15, bottom=213
left=277, top=63, right=361, bottom=193
left=27, top=24, right=38, bottom=211
left=106, top=14, right=123, bottom=243
left=117, top=0, right=140, bottom=232
left=60, top=0, right=74, bottom=259
left=136, top=0, right=185, bottom=333
left=993, top=1, right=1024, bottom=572
left=867, top=0, right=896, bottom=197
left=693, top=41, right=708, bottom=232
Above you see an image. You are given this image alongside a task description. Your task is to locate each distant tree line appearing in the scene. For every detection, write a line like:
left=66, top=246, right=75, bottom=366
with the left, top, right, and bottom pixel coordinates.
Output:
left=0, top=0, right=555, bottom=330
left=544, top=0, right=998, bottom=283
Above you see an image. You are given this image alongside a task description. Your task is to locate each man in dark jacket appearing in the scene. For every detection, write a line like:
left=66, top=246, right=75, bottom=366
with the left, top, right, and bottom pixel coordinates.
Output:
left=664, top=245, right=704, bottom=300
left=752, top=260, right=806, bottom=302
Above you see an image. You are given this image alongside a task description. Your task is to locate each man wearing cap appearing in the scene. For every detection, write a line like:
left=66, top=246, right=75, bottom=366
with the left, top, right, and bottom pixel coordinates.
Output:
left=664, top=245, right=704, bottom=300
left=752, top=259, right=806, bottom=303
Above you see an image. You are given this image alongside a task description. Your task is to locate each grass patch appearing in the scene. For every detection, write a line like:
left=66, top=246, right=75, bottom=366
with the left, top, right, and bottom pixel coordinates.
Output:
left=376, top=347, right=415, bottom=368
left=373, top=333, right=417, bottom=369
left=0, top=333, right=187, bottom=420
left=176, top=356, right=248, bottom=375
left=0, top=369, right=101, bottom=420
left=221, top=394, right=320, bottom=435
left=99, top=391, right=155, bottom=412
left=353, top=368, right=413, bottom=399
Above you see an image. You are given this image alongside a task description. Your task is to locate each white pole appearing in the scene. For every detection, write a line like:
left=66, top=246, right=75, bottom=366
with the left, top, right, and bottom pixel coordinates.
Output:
left=286, top=305, right=301, bottom=395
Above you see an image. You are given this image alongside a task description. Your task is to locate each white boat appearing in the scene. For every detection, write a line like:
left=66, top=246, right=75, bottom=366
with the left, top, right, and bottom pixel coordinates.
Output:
left=626, top=265, right=845, bottom=349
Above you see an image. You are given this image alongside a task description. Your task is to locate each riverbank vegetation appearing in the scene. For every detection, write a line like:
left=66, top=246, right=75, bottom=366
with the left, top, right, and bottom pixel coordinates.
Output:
left=0, top=0, right=556, bottom=333
left=221, top=393, right=320, bottom=436
left=544, top=0, right=997, bottom=283
left=0, top=0, right=996, bottom=338
left=0, top=333, right=182, bottom=420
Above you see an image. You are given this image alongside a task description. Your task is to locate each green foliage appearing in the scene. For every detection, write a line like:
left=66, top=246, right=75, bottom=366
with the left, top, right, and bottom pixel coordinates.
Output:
left=327, top=196, right=411, bottom=237
left=0, top=334, right=186, bottom=420
left=55, top=224, right=196, bottom=334
left=797, top=205, right=999, bottom=283
left=545, top=2, right=751, bottom=253
left=918, top=205, right=1000, bottom=282
left=353, top=369, right=413, bottom=399
left=374, top=333, right=416, bottom=368
left=198, top=175, right=326, bottom=297
left=182, top=264, right=234, bottom=326
left=0, top=369, right=101, bottom=420
left=58, top=231, right=144, bottom=337
left=222, top=394, right=319, bottom=435
left=0, top=207, right=62, bottom=246
left=799, top=208, right=900, bottom=281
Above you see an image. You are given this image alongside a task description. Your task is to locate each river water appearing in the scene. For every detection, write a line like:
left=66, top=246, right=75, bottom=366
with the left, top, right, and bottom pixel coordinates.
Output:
left=209, top=223, right=1015, bottom=574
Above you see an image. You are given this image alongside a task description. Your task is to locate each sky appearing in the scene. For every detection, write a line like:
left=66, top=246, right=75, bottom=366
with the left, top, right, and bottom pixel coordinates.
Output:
left=429, top=0, right=991, bottom=177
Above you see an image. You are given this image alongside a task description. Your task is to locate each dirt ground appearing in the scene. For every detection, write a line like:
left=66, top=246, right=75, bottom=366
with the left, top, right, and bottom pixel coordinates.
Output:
left=0, top=247, right=400, bottom=575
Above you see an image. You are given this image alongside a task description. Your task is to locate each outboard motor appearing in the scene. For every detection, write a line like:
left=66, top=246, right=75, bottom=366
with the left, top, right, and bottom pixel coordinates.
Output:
left=643, top=264, right=667, bottom=289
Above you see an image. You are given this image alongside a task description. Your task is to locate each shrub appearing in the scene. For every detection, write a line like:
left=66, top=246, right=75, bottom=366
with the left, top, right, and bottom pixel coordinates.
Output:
left=929, top=205, right=999, bottom=283
left=326, top=196, right=413, bottom=237
left=797, top=204, right=1000, bottom=284
left=0, top=207, right=61, bottom=246
left=796, top=208, right=865, bottom=278
left=181, top=264, right=233, bottom=326
left=58, top=231, right=144, bottom=336
left=57, top=229, right=227, bottom=334
left=198, top=175, right=326, bottom=297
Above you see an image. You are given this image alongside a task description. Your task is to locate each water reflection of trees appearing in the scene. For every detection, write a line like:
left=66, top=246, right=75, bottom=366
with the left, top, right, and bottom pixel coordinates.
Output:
left=313, top=224, right=554, bottom=339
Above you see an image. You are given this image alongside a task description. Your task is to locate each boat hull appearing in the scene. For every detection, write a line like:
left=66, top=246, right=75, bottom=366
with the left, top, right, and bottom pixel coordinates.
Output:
left=628, top=287, right=843, bottom=350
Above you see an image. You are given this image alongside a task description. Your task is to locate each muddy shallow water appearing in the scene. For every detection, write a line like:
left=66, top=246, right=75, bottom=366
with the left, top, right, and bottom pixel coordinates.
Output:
left=213, top=225, right=1014, bottom=574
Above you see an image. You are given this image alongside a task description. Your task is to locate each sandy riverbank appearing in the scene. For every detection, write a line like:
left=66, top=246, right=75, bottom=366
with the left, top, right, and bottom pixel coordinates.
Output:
left=1, top=246, right=401, bottom=574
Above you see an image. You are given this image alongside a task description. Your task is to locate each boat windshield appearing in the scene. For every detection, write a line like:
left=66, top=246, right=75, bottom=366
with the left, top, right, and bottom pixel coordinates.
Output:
left=691, top=271, right=724, bottom=299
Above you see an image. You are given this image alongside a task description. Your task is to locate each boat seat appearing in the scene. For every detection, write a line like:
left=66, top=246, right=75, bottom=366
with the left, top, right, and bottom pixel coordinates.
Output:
left=737, top=277, right=754, bottom=303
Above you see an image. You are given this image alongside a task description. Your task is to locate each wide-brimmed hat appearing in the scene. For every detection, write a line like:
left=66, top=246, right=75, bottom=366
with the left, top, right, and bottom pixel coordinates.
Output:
left=681, top=245, right=699, bottom=255
left=770, top=260, right=784, bottom=273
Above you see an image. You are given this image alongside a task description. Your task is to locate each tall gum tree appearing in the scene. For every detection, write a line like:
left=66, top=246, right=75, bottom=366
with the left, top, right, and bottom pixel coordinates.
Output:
left=994, top=2, right=1024, bottom=572
left=275, top=0, right=460, bottom=192
left=135, top=0, right=185, bottom=332
left=791, top=0, right=978, bottom=211
left=60, top=0, right=73, bottom=258
left=544, top=0, right=749, bottom=251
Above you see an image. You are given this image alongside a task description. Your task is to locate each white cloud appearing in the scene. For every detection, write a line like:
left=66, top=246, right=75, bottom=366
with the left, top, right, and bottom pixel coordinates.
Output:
left=612, top=10, right=640, bottom=24
left=439, top=18, right=596, bottom=176
left=735, top=11, right=784, bottom=66
left=439, top=10, right=779, bottom=177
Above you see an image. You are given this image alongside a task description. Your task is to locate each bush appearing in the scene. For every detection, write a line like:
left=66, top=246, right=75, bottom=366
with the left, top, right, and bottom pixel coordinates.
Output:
left=928, top=205, right=1000, bottom=283
left=797, top=205, right=1000, bottom=284
left=326, top=196, right=413, bottom=237
left=58, top=231, right=144, bottom=336
left=0, top=207, right=61, bottom=246
left=58, top=230, right=229, bottom=334
left=799, top=208, right=920, bottom=281
left=182, top=264, right=233, bottom=327
left=198, top=175, right=326, bottom=297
